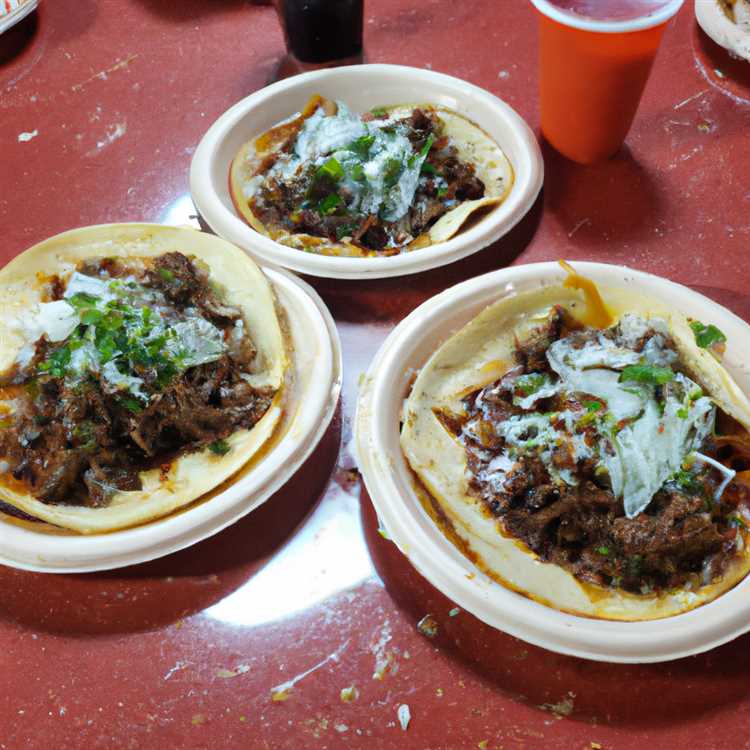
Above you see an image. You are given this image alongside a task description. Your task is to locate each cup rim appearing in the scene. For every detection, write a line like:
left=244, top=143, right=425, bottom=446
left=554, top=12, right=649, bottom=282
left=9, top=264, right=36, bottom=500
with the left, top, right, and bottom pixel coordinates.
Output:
left=529, top=0, right=684, bottom=33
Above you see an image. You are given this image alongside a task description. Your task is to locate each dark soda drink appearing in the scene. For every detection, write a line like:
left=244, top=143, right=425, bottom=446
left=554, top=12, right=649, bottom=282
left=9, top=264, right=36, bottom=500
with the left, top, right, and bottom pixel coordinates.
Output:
left=278, top=0, right=364, bottom=64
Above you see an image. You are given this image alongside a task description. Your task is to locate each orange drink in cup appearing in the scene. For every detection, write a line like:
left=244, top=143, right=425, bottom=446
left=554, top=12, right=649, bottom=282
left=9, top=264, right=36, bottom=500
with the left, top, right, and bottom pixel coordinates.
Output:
left=531, top=0, right=684, bottom=164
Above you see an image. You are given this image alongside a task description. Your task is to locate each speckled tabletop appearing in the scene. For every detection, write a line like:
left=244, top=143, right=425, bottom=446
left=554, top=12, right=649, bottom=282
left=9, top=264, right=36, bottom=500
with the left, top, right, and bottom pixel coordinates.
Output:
left=2, top=1, right=750, bottom=748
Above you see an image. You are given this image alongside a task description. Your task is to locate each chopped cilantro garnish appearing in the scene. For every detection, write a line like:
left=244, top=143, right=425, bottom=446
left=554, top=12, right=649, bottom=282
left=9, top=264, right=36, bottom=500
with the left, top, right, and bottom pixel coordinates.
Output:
left=158, top=268, right=175, bottom=282
left=319, top=193, right=343, bottom=215
left=585, top=401, right=603, bottom=413
left=516, top=373, right=546, bottom=396
left=671, top=469, right=703, bottom=495
left=596, top=546, right=610, bottom=556
left=408, top=134, right=435, bottom=168
left=349, top=134, right=375, bottom=157
left=118, top=396, right=143, bottom=414
left=418, top=133, right=435, bottom=160
left=619, top=364, right=674, bottom=385
left=421, top=162, right=438, bottom=175
left=39, top=346, right=72, bottom=378
left=370, top=107, right=388, bottom=117
left=436, top=186, right=449, bottom=198
left=350, top=163, right=365, bottom=182
left=690, top=320, right=726, bottom=349
left=66, top=292, right=98, bottom=310
left=677, top=407, right=689, bottom=419
left=383, top=157, right=403, bottom=189
left=80, top=308, right=103, bottom=326
left=209, top=438, right=231, bottom=456
left=316, top=157, right=345, bottom=183
left=335, top=223, right=357, bottom=240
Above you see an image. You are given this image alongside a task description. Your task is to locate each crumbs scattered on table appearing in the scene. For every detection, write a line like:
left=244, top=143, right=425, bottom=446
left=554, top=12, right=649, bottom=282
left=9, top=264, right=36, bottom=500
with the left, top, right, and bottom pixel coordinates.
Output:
left=86, top=122, right=127, bottom=157
left=70, top=54, right=139, bottom=92
left=448, top=607, right=461, bottom=617
left=397, top=704, right=411, bottom=731
left=191, top=713, right=206, bottom=726
left=340, top=686, right=359, bottom=703
left=17, top=129, right=38, bottom=142
left=435, top=687, right=444, bottom=697
left=272, top=641, right=350, bottom=701
left=478, top=741, right=489, bottom=749
left=539, top=691, right=576, bottom=718
left=417, top=614, right=439, bottom=638
left=334, top=723, right=348, bottom=733
left=215, top=665, right=250, bottom=679
left=371, top=620, right=398, bottom=680
left=590, top=743, right=603, bottom=749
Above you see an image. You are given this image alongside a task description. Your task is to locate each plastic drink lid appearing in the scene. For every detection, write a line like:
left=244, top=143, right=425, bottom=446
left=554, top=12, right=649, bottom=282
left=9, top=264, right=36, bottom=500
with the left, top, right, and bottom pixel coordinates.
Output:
left=529, top=0, right=684, bottom=33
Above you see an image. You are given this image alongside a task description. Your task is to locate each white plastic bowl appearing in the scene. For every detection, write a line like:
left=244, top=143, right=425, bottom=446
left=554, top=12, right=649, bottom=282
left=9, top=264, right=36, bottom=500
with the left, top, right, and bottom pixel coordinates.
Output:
left=356, top=261, right=750, bottom=663
left=190, top=64, right=543, bottom=280
left=0, top=0, right=37, bottom=34
left=0, top=257, right=342, bottom=573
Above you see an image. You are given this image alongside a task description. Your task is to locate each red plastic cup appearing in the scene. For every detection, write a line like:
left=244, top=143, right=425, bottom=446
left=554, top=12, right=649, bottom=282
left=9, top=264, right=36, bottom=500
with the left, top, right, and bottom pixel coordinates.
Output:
left=531, top=0, right=684, bottom=164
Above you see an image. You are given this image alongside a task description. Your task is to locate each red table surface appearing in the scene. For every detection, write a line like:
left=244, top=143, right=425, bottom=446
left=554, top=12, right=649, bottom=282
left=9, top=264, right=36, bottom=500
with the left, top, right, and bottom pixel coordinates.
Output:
left=2, top=1, right=750, bottom=748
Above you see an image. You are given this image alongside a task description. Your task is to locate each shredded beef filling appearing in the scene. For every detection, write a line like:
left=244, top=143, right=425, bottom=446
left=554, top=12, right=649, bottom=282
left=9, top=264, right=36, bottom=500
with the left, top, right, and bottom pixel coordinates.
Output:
left=250, top=106, right=486, bottom=254
left=0, top=253, right=275, bottom=508
left=445, top=308, right=748, bottom=594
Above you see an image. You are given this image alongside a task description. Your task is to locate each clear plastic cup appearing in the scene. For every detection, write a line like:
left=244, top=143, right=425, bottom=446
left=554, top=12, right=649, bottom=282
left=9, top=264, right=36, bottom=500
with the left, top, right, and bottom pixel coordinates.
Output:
left=531, top=0, right=684, bottom=164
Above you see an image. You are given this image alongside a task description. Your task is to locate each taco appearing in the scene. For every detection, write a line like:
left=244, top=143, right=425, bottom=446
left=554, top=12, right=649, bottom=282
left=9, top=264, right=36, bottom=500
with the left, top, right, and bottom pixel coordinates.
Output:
left=401, top=263, right=750, bottom=621
left=0, top=224, right=286, bottom=534
left=229, top=95, right=513, bottom=257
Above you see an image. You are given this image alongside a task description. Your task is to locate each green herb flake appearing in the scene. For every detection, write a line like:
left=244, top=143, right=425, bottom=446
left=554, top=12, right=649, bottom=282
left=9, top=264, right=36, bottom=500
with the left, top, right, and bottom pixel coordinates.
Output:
left=319, top=193, right=343, bottom=216
left=209, top=438, right=231, bottom=456
left=370, top=107, right=388, bottom=117
left=677, top=407, right=689, bottom=419
left=335, top=223, right=357, bottom=240
left=349, top=134, right=375, bottom=157
left=158, top=268, right=175, bottom=282
left=39, top=346, right=72, bottom=378
left=118, top=397, right=144, bottom=414
left=689, top=320, right=727, bottom=349
left=383, top=157, right=403, bottom=189
left=516, top=373, right=546, bottom=397
left=596, top=546, right=610, bottom=556
left=316, top=157, right=345, bottom=183
left=80, top=308, right=103, bottom=326
left=619, top=364, right=674, bottom=386
left=585, top=401, right=603, bottom=413
left=66, top=292, right=98, bottom=310
left=421, top=162, right=438, bottom=175
left=436, top=186, right=449, bottom=198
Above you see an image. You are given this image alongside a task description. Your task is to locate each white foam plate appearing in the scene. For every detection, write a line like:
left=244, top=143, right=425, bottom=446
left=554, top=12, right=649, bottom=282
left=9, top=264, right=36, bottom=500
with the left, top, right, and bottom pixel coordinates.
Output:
left=189, top=64, right=543, bottom=280
left=356, top=261, right=750, bottom=663
left=0, top=245, right=342, bottom=573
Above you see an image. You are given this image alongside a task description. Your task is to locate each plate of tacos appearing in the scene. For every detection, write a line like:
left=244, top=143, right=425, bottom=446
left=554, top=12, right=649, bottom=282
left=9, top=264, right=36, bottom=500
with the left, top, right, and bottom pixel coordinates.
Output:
left=356, top=261, right=750, bottom=662
left=190, top=64, right=543, bottom=279
left=0, top=224, right=341, bottom=572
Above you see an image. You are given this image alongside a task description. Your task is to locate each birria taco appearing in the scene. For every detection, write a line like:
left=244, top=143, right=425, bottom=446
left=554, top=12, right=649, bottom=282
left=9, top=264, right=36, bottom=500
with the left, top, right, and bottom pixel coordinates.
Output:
left=401, top=263, right=750, bottom=621
left=229, top=95, right=513, bottom=257
left=0, top=224, right=286, bottom=534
